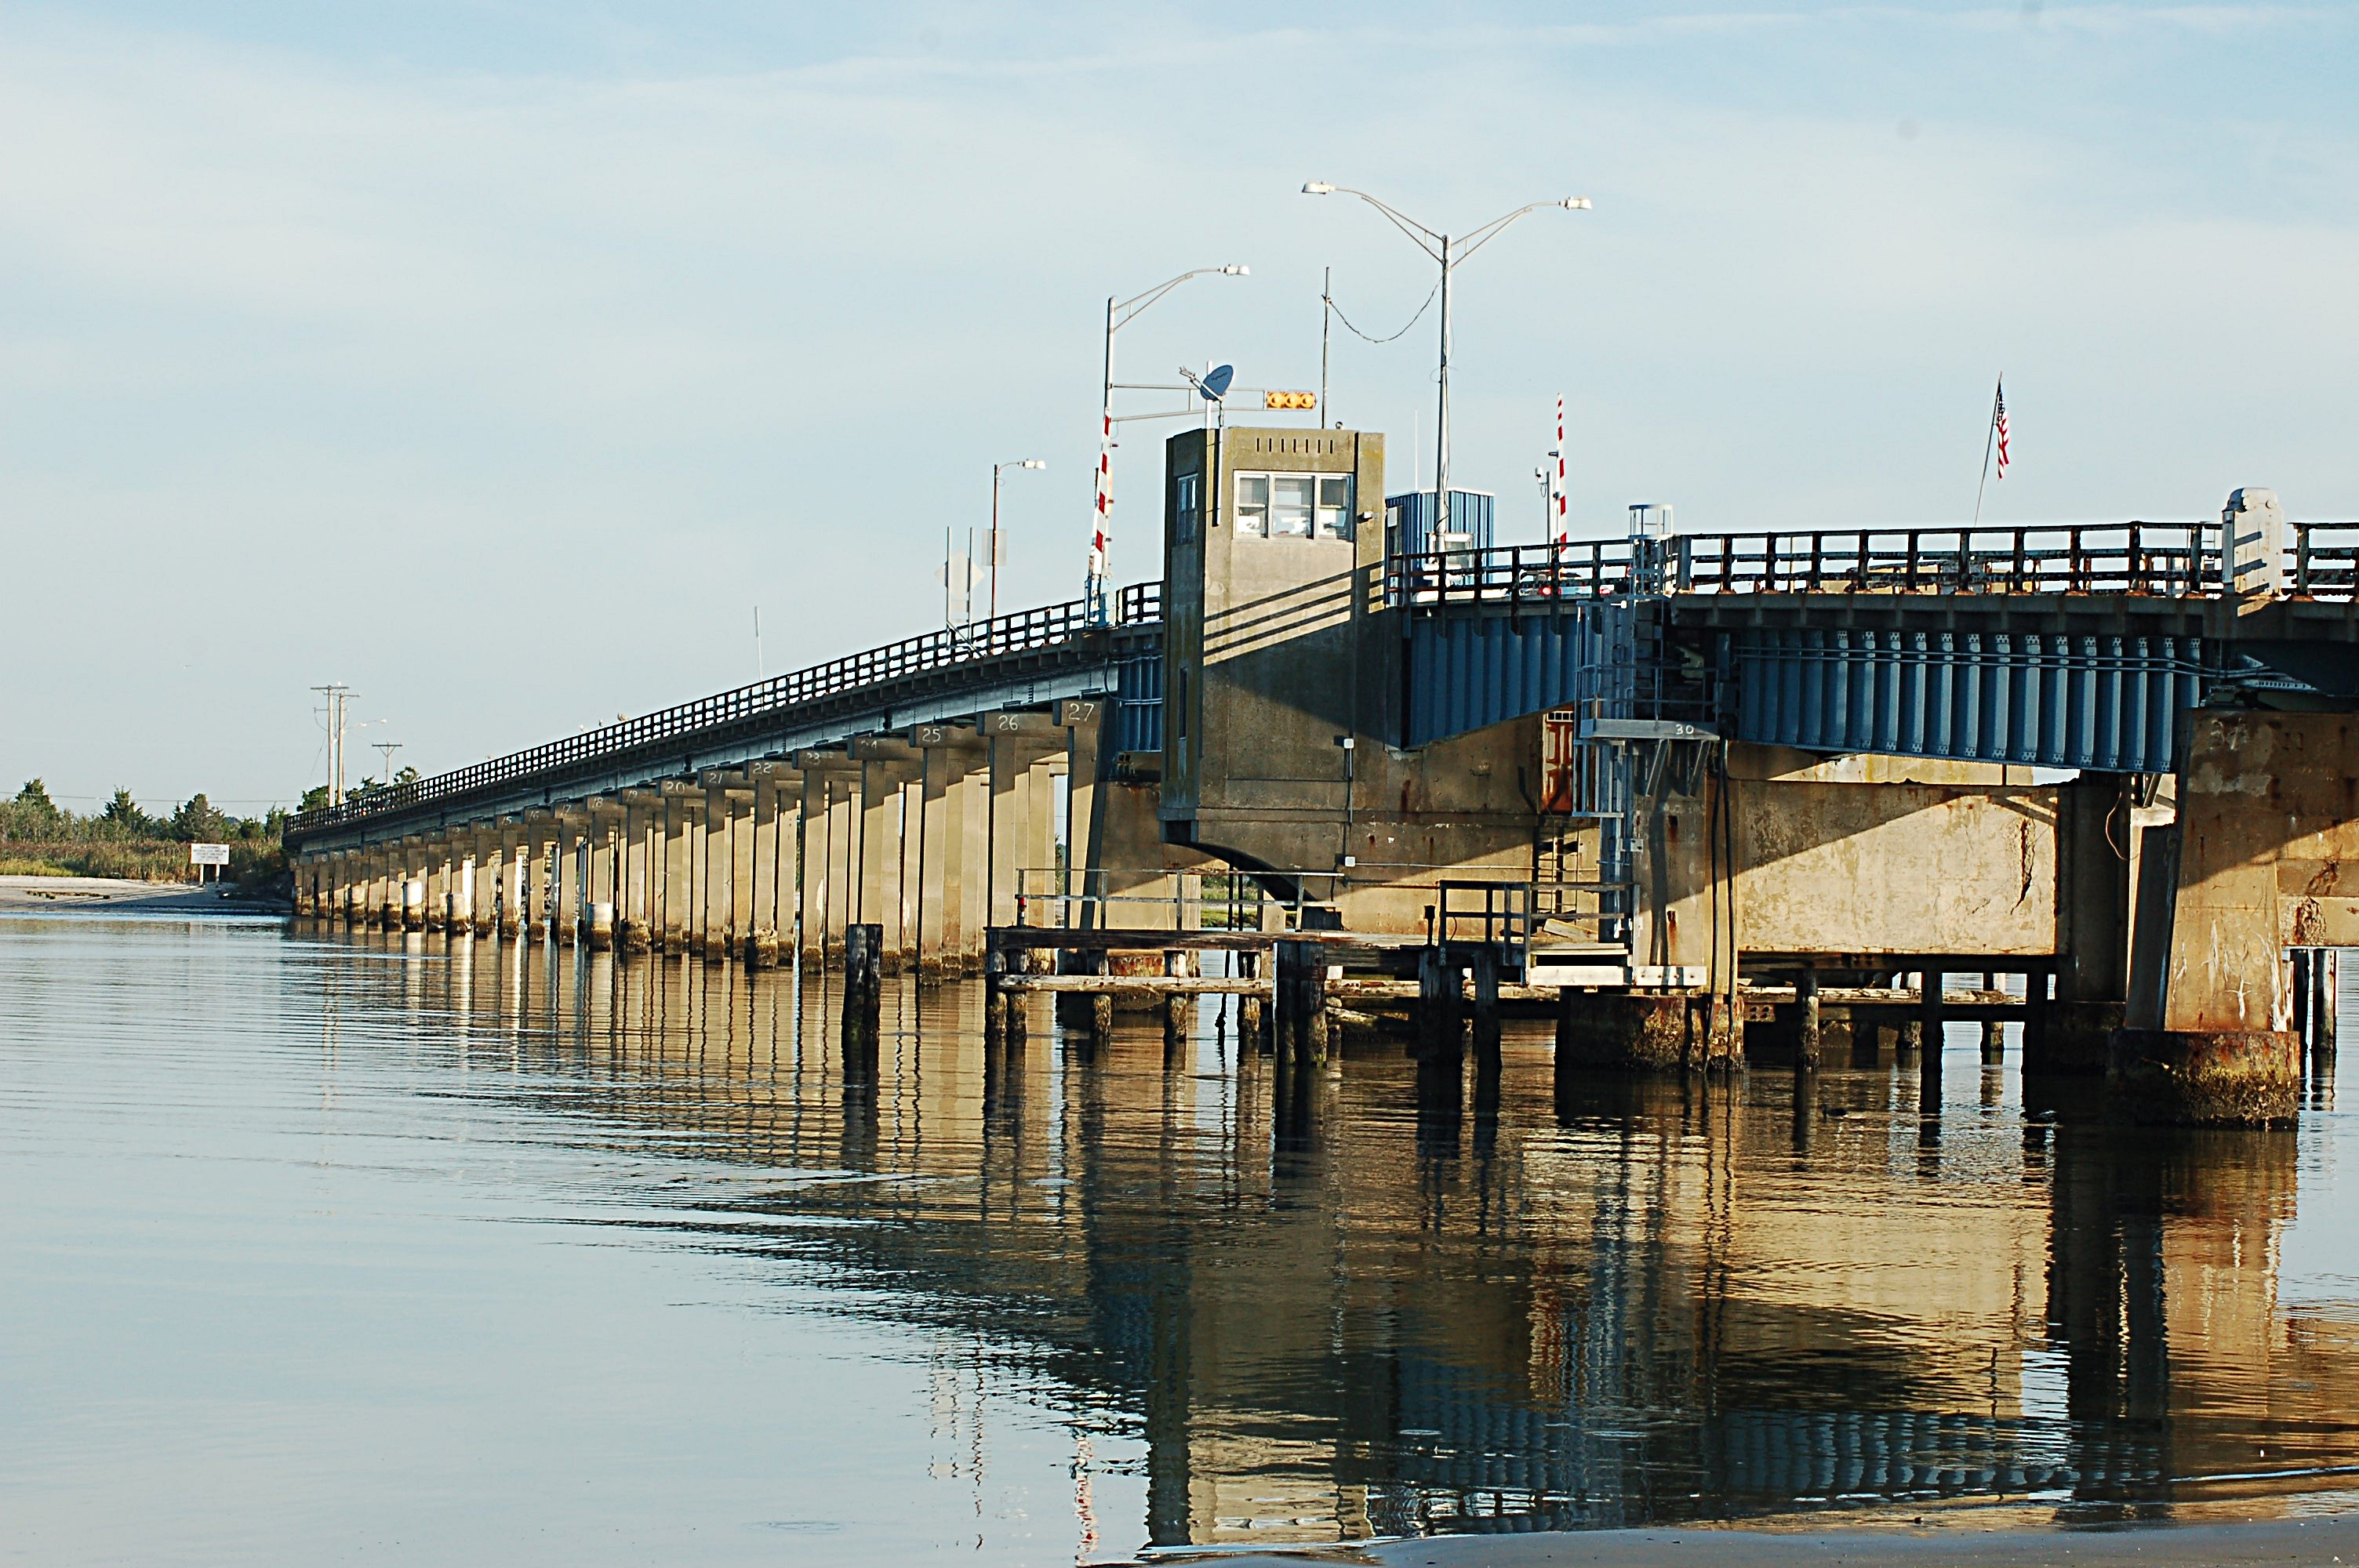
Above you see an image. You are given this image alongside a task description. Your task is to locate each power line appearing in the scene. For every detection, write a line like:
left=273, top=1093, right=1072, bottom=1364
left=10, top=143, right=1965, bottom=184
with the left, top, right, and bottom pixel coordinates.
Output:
left=1327, top=278, right=1441, bottom=346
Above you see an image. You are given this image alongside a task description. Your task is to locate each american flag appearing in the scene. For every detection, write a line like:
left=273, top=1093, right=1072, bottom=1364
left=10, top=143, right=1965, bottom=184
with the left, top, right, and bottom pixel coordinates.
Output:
left=1993, top=381, right=2011, bottom=479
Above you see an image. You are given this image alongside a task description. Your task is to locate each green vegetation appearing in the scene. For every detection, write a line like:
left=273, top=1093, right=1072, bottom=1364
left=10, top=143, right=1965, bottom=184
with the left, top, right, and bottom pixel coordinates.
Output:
left=296, top=764, right=420, bottom=815
left=0, top=779, right=290, bottom=889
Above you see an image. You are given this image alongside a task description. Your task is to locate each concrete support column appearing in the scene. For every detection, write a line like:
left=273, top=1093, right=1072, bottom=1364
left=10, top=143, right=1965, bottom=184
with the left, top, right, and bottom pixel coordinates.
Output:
left=749, top=775, right=783, bottom=967
left=620, top=795, right=654, bottom=953
left=425, top=841, right=449, bottom=932
left=1063, top=699, right=1106, bottom=931
left=987, top=729, right=1061, bottom=932
left=727, top=786, right=754, bottom=962
left=798, top=773, right=832, bottom=968
left=498, top=824, right=523, bottom=938
left=554, top=818, right=583, bottom=946
left=524, top=814, right=554, bottom=941
left=2114, top=710, right=2328, bottom=1123
left=2035, top=775, right=2139, bottom=1073
left=898, top=776, right=922, bottom=971
left=470, top=830, right=497, bottom=935
left=682, top=792, right=710, bottom=956
left=952, top=763, right=990, bottom=973
left=401, top=837, right=428, bottom=930
left=849, top=743, right=924, bottom=974
left=916, top=748, right=957, bottom=980
left=857, top=762, right=892, bottom=938
left=660, top=789, right=692, bottom=954
left=699, top=782, right=732, bottom=960
left=824, top=775, right=856, bottom=963
left=748, top=764, right=800, bottom=968
left=585, top=804, right=619, bottom=949
left=1025, top=758, right=1063, bottom=927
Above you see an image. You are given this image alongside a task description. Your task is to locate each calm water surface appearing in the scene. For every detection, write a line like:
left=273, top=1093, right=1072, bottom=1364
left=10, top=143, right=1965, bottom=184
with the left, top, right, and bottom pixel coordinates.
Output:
left=7, top=916, right=2359, bottom=1564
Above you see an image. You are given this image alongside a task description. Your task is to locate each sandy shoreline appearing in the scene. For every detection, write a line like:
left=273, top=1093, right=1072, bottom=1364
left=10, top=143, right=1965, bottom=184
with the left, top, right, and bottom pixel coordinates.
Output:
left=0, top=873, right=281, bottom=915
left=1134, top=1515, right=2359, bottom=1566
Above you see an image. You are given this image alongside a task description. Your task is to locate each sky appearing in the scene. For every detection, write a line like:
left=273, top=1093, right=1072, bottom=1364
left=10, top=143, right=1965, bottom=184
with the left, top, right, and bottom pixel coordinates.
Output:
left=2, top=2, right=2354, bottom=812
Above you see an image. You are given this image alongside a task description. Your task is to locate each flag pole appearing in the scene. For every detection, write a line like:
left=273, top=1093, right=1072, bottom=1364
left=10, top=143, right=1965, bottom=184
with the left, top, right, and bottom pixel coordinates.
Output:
left=1972, top=373, right=2001, bottom=527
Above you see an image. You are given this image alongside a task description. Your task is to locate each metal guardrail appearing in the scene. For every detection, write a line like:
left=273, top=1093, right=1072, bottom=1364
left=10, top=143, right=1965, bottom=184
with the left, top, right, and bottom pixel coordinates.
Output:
left=1434, top=880, right=1532, bottom=972
left=293, top=586, right=1167, bottom=837
left=1385, top=523, right=2359, bottom=606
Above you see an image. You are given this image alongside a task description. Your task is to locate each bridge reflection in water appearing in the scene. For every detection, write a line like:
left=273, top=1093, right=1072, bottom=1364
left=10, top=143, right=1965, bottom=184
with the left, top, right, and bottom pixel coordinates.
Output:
left=317, top=926, right=2359, bottom=1548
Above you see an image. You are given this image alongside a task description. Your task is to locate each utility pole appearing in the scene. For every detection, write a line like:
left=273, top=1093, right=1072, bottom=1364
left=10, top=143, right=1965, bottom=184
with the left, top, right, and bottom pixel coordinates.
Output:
left=311, top=684, right=354, bottom=800
left=1300, top=183, right=1589, bottom=555
left=1319, top=265, right=1332, bottom=425
left=374, top=742, right=402, bottom=788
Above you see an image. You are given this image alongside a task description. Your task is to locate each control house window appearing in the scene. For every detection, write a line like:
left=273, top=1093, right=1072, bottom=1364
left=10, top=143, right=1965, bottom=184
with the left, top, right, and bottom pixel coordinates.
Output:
left=1173, top=472, right=1200, bottom=541
left=1234, top=472, right=1353, bottom=540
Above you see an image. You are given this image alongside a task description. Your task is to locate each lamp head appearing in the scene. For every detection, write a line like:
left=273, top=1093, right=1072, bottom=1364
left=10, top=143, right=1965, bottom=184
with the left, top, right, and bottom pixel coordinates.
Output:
left=1020, top=459, right=1045, bottom=470
left=1561, top=197, right=1593, bottom=210
left=1219, top=264, right=1249, bottom=275
left=1301, top=181, right=1336, bottom=196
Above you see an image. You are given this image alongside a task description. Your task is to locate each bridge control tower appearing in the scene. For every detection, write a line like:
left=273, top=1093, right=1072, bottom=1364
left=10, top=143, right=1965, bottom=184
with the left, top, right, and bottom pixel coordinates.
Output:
left=1158, top=424, right=1563, bottom=931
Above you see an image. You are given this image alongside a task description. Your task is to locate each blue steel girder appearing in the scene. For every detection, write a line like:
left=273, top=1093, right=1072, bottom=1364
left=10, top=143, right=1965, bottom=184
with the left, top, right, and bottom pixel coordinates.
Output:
left=1727, top=626, right=2204, bottom=773
left=1675, top=590, right=2359, bottom=772
left=1403, top=601, right=1645, bottom=749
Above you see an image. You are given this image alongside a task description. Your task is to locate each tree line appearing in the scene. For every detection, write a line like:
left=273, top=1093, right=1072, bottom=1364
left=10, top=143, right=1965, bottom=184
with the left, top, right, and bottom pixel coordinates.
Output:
left=1, top=779, right=289, bottom=885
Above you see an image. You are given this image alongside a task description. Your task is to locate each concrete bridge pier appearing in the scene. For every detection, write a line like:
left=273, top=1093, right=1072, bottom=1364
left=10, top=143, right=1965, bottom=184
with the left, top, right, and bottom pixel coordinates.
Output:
left=2111, top=709, right=2350, bottom=1124
left=657, top=786, right=695, bottom=954
left=554, top=815, right=584, bottom=946
left=911, top=736, right=969, bottom=979
left=724, top=782, right=754, bottom=963
left=491, top=822, right=518, bottom=938
left=793, top=766, right=840, bottom=968
left=618, top=793, right=656, bottom=953
left=745, top=769, right=778, bottom=967
left=693, top=776, right=732, bottom=961
left=984, top=713, right=1065, bottom=946
left=851, top=740, right=922, bottom=973
left=523, top=812, right=554, bottom=941
left=466, top=832, right=495, bottom=935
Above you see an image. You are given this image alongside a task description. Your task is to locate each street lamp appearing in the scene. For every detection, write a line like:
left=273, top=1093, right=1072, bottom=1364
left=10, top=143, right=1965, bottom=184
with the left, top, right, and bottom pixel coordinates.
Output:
left=1302, top=182, right=1588, bottom=551
left=1089, top=263, right=1249, bottom=624
left=990, top=458, right=1046, bottom=619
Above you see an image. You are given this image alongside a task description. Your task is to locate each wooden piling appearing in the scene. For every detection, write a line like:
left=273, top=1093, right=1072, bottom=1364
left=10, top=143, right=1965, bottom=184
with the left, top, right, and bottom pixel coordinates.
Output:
left=1919, top=967, right=1945, bottom=1098
left=984, top=946, right=1007, bottom=1047
left=1162, top=949, right=1190, bottom=1061
left=2317, top=950, right=2339, bottom=1066
left=1980, top=970, right=2005, bottom=1064
left=1416, top=946, right=1461, bottom=1062
left=1796, top=969, right=1821, bottom=1072
left=1238, top=949, right=1266, bottom=1053
left=841, top=922, right=882, bottom=1071
left=1088, top=949, right=1112, bottom=1046
left=1470, top=947, right=1502, bottom=1108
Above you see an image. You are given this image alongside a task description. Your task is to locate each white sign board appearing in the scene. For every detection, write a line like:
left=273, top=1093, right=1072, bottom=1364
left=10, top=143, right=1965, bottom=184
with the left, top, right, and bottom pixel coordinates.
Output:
left=190, top=843, right=231, bottom=867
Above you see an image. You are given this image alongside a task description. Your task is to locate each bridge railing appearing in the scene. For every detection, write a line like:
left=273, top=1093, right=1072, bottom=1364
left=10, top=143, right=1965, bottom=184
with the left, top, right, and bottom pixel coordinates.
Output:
left=1385, top=523, right=2359, bottom=606
left=291, top=586, right=1166, bottom=837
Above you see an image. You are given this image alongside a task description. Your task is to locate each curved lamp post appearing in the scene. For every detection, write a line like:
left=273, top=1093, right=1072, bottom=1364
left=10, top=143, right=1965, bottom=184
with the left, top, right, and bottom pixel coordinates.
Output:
left=1302, top=183, right=1588, bottom=546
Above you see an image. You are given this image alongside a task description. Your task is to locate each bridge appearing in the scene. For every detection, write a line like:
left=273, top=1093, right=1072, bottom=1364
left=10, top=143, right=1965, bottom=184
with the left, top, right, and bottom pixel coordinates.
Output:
left=285, top=425, right=2359, bottom=1124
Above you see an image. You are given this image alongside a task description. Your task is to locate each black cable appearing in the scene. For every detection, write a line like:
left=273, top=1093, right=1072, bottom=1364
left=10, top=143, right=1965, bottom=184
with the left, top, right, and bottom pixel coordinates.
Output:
left=1327, top=280, right=1441, bottom=346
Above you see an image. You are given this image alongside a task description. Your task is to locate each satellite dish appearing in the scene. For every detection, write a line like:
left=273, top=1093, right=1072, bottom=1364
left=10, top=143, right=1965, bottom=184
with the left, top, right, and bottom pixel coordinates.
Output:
left=1201, top=364, right=1234, bottom=401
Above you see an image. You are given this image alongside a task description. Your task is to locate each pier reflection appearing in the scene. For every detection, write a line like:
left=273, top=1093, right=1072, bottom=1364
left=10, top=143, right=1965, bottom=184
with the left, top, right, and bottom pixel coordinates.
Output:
left=307, top=925, right=2359, bottom=1547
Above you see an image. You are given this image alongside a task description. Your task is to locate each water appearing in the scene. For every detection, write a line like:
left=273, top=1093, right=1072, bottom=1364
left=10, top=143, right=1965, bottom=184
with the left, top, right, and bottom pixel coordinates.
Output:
left=6, top=916, right=2359, bottom=1565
